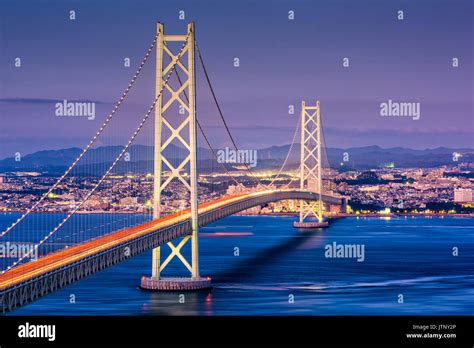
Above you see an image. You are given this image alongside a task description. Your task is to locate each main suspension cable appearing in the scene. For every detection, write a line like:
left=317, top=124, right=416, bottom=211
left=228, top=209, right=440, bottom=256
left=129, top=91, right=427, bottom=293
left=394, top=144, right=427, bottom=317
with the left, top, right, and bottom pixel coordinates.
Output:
left=171, top=64, right=241, bottom=186
left=195, top=40, right=265, bottom=187
left=0, top=32, right=160, bottom=238
left=267, top=117, right=301, bottom=186
left=3, top=32, right=191, bottom=273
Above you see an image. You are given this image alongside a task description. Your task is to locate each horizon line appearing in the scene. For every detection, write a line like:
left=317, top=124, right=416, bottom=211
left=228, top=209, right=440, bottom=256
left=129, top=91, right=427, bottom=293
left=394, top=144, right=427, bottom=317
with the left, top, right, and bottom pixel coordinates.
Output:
left=1, top=143, right=473, bottom=162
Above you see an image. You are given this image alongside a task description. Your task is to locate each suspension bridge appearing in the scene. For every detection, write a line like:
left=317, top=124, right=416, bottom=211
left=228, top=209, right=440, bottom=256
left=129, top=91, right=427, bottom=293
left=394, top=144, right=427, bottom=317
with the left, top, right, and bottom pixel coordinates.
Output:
left=0, top=23, right=345, bottom=312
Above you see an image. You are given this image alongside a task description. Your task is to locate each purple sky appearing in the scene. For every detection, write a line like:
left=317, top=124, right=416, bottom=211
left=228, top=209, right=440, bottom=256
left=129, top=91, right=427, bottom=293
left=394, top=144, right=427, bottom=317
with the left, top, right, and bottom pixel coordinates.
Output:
left=0, top=0, right=472, bottom=159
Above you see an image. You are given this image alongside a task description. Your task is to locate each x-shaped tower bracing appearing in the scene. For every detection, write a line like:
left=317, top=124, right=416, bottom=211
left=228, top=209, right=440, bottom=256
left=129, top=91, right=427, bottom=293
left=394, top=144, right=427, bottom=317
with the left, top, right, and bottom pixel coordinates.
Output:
left=298, top=101, right=324, bottom=223
left=151, top=22, right=200, bottom=281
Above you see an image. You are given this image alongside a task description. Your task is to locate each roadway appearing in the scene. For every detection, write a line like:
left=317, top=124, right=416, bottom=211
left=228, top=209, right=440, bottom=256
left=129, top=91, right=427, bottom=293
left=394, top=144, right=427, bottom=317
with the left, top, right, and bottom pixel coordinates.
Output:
left=0, top=189, right=343, bottom=309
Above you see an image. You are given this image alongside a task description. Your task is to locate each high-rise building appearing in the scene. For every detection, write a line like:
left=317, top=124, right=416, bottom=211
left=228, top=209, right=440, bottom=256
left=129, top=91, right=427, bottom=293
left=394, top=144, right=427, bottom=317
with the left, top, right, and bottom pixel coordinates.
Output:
left=454, top=188, right=473, bottom=203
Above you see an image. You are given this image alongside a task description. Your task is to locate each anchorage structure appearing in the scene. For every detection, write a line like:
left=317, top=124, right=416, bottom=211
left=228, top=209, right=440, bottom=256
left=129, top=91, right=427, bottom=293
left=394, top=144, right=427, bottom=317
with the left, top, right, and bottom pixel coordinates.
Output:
left=141, top=22, right=211, bottom=290
left=294, top=101, right=328, bottom=228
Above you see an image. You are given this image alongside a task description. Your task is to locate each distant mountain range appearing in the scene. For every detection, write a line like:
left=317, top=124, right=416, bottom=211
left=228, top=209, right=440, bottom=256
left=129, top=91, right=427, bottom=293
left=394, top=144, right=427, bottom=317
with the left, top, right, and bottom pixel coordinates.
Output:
left=258, top=144, right=474, bottom=169
left=0, top=144, right=472, bottom=174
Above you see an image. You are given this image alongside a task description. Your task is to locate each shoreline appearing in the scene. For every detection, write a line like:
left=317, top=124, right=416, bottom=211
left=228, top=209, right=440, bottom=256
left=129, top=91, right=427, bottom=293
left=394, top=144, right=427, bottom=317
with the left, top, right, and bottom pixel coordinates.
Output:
left=1, top=211, right=472, bottom=218
left=238, top=212, right=474, bottom=218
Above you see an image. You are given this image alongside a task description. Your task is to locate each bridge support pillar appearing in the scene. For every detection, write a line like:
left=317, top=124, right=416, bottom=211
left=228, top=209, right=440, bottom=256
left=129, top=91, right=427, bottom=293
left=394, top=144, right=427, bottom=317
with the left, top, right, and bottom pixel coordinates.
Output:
left=142, top=22, right=211, bottom=291
left=294, top=101, right=328, bottom=229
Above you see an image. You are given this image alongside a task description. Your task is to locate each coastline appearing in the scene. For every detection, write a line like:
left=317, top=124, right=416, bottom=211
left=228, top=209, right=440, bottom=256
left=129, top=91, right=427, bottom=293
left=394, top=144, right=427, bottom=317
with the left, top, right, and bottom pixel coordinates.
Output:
left=237, top=212, right=474, bottom=218
left=2, top=211, right=472, bottom=218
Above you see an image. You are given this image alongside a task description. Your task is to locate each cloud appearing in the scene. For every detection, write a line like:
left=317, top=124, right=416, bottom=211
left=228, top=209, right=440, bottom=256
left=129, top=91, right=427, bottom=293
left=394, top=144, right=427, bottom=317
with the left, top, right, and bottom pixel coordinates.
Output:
left=0, top=98, right=109, bottom=105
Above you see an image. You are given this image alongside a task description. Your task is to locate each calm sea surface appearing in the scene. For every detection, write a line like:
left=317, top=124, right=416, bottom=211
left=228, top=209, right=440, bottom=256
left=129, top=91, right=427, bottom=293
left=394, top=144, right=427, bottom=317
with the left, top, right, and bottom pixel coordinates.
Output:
left=2, top=214, right=473, bottom=315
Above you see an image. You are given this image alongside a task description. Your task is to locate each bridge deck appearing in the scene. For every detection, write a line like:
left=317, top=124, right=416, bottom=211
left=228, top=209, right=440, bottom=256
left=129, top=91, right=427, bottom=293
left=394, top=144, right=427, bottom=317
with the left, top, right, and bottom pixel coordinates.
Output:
left=0, top=189, right=343, bottom=311
left=0, top=192, right=249, bottom=289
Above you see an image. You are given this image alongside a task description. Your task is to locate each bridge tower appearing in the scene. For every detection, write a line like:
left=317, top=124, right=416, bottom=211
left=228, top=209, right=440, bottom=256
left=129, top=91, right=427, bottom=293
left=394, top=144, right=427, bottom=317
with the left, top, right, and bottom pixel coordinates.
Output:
left=293, top=101, right=328, bottom=228
left=141, top=22, right=211, bottom=290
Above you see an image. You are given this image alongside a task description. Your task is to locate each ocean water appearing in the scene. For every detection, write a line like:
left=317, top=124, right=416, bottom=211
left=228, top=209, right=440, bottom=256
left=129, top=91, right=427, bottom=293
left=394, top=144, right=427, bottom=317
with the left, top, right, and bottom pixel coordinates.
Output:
left=2, top=214, right=473, bottom=315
